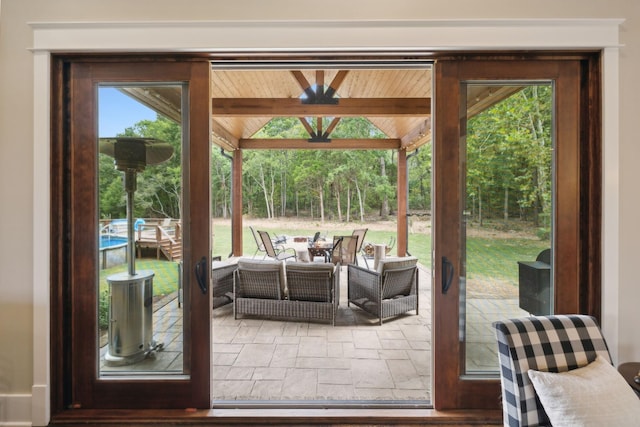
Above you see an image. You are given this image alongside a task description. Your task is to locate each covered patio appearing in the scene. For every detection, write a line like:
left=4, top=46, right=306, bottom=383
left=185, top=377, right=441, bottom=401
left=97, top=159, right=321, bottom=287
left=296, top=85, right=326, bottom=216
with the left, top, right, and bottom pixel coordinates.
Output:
left=122, top=65, right=516, bottom=258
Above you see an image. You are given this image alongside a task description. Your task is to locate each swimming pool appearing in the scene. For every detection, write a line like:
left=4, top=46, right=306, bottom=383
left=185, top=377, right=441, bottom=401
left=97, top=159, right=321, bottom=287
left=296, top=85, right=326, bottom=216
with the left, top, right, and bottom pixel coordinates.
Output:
left=100, top=235, right=128, bottom=269
left=100, top=235, right=128, bottom=249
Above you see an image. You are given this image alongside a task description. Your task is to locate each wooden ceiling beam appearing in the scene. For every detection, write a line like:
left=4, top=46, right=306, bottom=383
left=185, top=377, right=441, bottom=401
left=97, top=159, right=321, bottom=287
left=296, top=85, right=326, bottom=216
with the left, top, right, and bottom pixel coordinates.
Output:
left=401, top=119, right=431, bottom=150
left=212, top=98, right=430, bottom=117
left=211, top=119, right=239, bottom=151
left=326, top=70, right=349, bottom=98
left=290, top=71, right=315, bottom=99
left=323, top=117, right=341, bottom=139
left=298, top=117, right=316, bottom=137
left=239, top=138, right=401, bottom=150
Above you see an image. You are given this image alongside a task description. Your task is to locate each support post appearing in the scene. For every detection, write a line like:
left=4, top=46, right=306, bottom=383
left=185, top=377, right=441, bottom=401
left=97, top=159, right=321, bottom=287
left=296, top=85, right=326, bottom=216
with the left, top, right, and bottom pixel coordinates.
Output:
left=397, top=148, right=408, bottom=256
left=232, top=150, right=243, bottom=256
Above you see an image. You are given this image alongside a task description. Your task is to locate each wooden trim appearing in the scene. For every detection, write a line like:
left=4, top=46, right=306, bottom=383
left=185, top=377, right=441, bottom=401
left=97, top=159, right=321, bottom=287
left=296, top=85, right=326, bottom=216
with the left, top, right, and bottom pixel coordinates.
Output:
left=553, top=60, right=582, bottom=314
left=50, top=56, right=71, bottom=415
left=50, top=408, right=502, bottom=426
left=212, top=97, right=430, bottom=116
left=580, top=55, right=603, bottom=320
left=432, top=60, right=463, bottom=410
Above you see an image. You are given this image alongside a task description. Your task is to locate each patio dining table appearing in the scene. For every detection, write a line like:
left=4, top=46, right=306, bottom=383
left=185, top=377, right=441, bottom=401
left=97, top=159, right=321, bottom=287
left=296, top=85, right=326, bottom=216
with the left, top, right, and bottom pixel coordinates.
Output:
left=307, top=241, right=333, bottom=263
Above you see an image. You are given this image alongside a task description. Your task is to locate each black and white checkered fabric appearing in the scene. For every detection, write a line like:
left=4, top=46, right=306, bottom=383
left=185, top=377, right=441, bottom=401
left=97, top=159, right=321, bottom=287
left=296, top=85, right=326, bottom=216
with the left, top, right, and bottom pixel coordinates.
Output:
left=494, top=315, right=611, bottom=427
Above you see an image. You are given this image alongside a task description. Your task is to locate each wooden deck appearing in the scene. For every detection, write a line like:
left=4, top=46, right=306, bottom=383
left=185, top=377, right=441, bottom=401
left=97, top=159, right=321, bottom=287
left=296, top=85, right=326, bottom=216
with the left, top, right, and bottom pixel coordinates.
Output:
left=100, top=218, right=182, bottom=261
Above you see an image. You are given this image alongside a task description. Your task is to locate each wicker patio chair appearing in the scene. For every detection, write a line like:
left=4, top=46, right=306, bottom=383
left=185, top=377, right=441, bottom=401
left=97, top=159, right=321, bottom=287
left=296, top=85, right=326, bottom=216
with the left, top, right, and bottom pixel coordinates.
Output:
left=211, top=262, right=237, bottom=309
left=258, top=230, right=296, bottom=262
left=347, top=256, right=418, bottom=325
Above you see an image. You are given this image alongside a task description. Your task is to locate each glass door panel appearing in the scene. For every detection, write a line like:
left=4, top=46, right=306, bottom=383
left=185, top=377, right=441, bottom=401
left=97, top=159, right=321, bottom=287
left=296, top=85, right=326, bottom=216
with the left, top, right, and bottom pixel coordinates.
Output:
left=461, top=83, right=554, bottom=375
left=97, top=84, right=185, bottom=377
left=63, top=60, right=211, bottom=409
left=433, top=59, right=583, bottom=410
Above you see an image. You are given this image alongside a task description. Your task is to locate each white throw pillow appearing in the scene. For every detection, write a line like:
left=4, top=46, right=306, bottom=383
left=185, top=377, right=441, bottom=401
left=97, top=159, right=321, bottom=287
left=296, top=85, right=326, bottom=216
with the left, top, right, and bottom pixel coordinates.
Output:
left=527, top=355, right=640, bottom=427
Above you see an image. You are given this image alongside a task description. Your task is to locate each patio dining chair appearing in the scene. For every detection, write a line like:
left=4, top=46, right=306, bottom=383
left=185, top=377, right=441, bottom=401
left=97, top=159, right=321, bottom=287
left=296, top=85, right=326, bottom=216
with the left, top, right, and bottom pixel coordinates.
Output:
left=258, top=230, right=296, bottom=262
left=351, top=228, right=368, bottom=267
left=331, top=235, right=359, bottom=266
left=249, top=225, right=287, bottom=259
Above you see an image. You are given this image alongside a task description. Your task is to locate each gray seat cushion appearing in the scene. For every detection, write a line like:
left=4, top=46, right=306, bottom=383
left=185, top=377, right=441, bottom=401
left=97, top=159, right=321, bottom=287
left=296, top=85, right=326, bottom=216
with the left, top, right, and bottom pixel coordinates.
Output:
left=376, top=256, right=418, bottom=274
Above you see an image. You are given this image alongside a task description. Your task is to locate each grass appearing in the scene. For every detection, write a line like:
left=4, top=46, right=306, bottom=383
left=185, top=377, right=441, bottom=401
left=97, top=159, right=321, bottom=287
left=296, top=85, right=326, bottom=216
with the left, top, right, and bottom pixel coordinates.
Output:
left=99, top=223, right=548, bottom=296
left=99, top=259, right=180, bottom=297
left=466, top=237, right=548, bottom=285
left=213, top=223, right=547, bottom=287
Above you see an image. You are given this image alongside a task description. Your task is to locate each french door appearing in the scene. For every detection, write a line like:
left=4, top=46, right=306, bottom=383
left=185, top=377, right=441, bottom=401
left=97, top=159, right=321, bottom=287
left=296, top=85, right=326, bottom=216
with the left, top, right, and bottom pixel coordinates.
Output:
left=51, top=53, right=600, bottom=416
left=432, top=58, right=600, bottom=409
left=52, top=59, right=212, bottom=409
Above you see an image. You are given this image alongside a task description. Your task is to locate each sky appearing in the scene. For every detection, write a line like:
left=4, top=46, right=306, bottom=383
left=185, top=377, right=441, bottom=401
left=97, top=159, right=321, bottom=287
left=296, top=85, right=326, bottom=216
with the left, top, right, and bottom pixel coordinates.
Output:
left=98, top=87, right=158, bottom=137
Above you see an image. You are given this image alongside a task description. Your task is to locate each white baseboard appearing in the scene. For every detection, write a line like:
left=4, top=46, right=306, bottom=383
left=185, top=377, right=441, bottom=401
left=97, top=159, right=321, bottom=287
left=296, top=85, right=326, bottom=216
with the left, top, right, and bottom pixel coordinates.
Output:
left=0, top=393, right=32, bottom=427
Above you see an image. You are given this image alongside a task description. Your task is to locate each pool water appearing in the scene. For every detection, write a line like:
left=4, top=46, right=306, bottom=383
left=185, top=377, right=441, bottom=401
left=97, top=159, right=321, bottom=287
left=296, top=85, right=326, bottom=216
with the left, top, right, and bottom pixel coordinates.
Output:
left=100, top=235, right=128, bottom=249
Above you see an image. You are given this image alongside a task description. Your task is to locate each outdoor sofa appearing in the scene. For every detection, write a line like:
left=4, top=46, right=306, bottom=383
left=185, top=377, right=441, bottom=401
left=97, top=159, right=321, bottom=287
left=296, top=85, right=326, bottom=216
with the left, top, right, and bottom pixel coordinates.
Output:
left=233, top=258, right=340, bottom=325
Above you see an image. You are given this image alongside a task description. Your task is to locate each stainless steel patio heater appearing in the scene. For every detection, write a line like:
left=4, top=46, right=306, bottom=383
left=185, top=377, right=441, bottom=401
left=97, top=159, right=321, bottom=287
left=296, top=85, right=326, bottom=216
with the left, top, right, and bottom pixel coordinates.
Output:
left=99, top=137, right=174, bottom=366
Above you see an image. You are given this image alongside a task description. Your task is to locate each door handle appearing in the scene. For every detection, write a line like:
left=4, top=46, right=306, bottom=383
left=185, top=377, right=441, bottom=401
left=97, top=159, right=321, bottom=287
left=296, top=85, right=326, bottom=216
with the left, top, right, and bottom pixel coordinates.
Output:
left=442, top=256, right=454, bottom=294
left=195, top=256, right=208, bottom=295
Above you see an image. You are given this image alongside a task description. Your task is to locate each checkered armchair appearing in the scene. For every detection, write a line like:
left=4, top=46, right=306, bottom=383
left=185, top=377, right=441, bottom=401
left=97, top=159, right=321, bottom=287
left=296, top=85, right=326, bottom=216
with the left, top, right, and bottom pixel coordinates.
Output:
left=494, top=315, right=611, bottom=427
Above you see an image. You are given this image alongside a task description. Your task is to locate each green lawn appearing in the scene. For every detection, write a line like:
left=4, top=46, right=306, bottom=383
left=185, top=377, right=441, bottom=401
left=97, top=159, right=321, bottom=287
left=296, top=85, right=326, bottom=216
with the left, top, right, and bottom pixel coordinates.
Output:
left=213, top=223, right=547, bottom=286
left=99, top=223, right=548, bottom=296
left=99, top=259, right=180, bottom=297
left=466, top=237, right=548, bottom=285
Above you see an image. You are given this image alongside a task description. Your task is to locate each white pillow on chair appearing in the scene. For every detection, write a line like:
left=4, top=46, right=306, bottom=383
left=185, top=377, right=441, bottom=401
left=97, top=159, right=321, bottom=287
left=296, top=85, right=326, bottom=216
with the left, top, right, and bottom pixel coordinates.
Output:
left=528, top=355, right=640, bottom=427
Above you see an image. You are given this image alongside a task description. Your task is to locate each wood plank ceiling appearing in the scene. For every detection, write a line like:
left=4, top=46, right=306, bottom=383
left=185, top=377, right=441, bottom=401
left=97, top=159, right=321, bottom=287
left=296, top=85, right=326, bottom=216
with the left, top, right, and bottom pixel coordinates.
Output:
left=120, top=66, right=521, bottom=153
left=209, top=68, right=433, bottom=152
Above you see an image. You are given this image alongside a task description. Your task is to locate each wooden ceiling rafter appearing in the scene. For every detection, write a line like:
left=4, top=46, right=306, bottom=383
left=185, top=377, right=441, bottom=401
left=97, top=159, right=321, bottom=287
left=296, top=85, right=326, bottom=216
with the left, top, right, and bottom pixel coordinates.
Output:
left=211, top=97, right=430, bottom=117
left=239, top=138, right=401, bottom=150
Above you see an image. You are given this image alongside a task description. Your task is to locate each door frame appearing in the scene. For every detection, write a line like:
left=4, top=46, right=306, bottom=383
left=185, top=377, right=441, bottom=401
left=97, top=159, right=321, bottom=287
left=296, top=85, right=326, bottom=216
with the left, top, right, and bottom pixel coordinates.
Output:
left=31, top=18, right=621, bottom=425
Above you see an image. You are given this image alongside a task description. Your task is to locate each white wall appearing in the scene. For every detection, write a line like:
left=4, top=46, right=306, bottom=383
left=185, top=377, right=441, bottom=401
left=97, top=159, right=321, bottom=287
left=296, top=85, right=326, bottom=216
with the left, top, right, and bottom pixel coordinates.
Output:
left=1, top=0, right=639, bottom=425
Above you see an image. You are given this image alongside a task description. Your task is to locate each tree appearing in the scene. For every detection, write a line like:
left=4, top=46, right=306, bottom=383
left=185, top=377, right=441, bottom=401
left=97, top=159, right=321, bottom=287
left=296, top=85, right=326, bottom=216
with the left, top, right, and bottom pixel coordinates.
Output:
left=466, top=85, right=552, bottom=228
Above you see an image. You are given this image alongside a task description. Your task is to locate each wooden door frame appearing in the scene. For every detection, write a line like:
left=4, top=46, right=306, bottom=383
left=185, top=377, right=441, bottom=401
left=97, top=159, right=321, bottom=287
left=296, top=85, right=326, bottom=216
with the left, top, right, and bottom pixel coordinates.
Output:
left=47, top=50, right=601, bottom=422
left=50, top=56, right=212, bottom=411
left=432, top=54, right=602, bottom=410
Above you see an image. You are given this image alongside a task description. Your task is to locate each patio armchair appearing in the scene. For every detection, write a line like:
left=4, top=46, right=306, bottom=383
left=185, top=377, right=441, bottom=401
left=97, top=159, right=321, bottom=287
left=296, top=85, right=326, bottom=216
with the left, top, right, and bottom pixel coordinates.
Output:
left=211, top=262, right=237, bottom=309
left=347, top=256, right=419, bottom=325
left=258, top=230, right=296, bottom=262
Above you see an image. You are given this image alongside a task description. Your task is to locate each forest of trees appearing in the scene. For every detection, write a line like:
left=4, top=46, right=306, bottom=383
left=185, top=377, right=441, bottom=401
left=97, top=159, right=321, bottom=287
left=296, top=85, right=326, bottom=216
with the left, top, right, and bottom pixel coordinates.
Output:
left=99, top=84, right=552, bottom=233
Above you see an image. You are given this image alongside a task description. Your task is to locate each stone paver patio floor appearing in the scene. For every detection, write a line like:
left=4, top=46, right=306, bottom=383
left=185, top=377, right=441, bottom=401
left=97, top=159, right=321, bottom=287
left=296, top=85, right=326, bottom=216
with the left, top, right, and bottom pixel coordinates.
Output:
left=101, top=263, right=528, bottom=405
